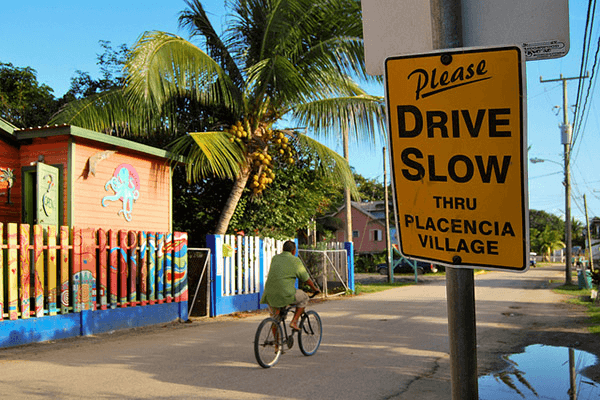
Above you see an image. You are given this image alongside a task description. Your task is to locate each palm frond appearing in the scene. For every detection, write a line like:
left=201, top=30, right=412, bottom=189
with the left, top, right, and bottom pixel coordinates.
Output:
left=245, top=56, right=311, bottom=113
left=294, top=132, right=360, bottom=200
left=125, top=31, right=242, bottom=114
left=179, top=0, right=244, bottom=88
left=292, top=95, right=387, bottom=144
left=167, top=131, right=245, bottom=181
left=49, top=89, right=162, bottom=136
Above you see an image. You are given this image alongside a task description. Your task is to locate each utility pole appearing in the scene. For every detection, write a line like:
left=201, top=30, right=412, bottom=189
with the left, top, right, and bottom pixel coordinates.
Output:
left=540, top=73, right=588, bottom=285
left=584, top=194, right=594, bottom=271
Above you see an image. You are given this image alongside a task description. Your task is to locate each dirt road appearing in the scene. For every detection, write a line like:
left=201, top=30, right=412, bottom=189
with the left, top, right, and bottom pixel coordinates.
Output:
left=0, top=264, right=596, bottom=399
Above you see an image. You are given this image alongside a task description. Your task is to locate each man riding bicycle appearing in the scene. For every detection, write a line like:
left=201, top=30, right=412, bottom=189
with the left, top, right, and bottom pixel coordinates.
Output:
left=260, top=240, right=320, bottom=331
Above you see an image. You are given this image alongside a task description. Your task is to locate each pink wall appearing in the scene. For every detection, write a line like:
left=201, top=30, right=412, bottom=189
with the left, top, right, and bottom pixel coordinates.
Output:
left=334, top=205, right=388, bottom=253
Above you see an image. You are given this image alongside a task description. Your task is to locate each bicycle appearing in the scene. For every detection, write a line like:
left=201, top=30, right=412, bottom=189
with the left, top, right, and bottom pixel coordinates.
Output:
left=254, top=292, right=322, bottom=368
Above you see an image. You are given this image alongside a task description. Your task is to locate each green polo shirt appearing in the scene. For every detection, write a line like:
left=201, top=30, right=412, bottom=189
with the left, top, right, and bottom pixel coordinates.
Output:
left=260, top=251, right=310, bottom=308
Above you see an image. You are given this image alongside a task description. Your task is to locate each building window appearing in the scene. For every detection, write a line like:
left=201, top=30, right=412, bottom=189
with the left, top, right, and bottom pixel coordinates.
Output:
left=371, top=229, right=383, bottom=241
left=353, top=230, right=359, bottom=238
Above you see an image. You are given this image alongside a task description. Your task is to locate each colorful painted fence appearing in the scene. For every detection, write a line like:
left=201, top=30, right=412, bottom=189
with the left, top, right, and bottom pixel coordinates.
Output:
left=0, top=223, right=188, bottom=348
left=207, top=235, right=354, bottom=317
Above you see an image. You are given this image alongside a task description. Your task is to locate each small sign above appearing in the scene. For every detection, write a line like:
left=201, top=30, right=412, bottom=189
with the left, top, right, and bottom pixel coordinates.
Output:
left=361, top=0, right=569, bottom=75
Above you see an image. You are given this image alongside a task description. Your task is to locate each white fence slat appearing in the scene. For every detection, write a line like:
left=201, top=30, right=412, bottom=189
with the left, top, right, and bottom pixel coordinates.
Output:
left=243, top=236, right=249, bottom=293
left=234, top=236, right=244, bottom=294
left=228, top=235, right=235, bottom=296
left=254, top=237, right=259, bottom=292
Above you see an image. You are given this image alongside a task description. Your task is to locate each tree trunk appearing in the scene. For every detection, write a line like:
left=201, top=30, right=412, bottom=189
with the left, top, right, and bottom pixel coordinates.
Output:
left=214, top=165, right=251, bottom=235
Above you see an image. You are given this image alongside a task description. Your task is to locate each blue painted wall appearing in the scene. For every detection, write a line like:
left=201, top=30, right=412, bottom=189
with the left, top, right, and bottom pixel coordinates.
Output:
left=0, top=302, right=187, bottom=349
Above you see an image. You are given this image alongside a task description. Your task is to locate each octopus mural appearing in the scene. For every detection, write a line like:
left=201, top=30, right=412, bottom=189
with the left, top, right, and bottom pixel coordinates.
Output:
left=102, top=164, right=140, bottom=221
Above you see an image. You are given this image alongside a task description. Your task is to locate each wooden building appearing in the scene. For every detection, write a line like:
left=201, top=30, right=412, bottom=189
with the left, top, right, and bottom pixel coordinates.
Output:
left=0, top=120, right=173, bottom=232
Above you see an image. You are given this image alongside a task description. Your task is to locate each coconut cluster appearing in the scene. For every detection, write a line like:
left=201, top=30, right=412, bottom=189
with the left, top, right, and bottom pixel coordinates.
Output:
left=226, top=121, right=296, bottom=195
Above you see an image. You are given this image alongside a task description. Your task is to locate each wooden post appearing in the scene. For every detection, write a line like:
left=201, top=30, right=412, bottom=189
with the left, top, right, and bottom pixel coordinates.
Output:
left=119, top=230, right=128, bottom=307
left=109, top=230, right=119, bottom=309
left=157, top=233, right=165, bottom=303
left=139, top=231, right=148, bottom=306
left=0, top=223, right=3, bottom=321
left=584, top=194, right=594, bottom=271
left=128, top=231, right=137, bottom=306
left=47, top=225, right=58, bottom=316
left=33, top=224, right=45, bottom=317
left=148, top=232, right=156, bottom=305
left=98, top=229, right=108, bottom=310
left=8, top=223, right=18, bottom=320
left=59, top=226, right=70, bottom=314
left=19, top=224, right=31, bottom=319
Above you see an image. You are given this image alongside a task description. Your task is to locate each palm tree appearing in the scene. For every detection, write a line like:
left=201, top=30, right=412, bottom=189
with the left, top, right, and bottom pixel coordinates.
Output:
left=52, top=0, right=386, bottom=234
left=535, top=227, right=565, bottom=262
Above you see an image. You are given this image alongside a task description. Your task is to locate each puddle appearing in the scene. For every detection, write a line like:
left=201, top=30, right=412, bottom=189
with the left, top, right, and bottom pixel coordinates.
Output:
left=479, top=344, right=600, bottom=399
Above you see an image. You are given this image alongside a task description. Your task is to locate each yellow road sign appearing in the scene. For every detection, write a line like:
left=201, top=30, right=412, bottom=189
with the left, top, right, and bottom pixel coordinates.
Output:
left=385, top=46, right=528, bottom=271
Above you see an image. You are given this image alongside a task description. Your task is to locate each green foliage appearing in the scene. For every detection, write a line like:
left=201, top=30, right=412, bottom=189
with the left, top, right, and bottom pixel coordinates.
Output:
left=63, top=41, right=128, bottom=101
left=229, top=154, right=342, bottom=239
left=0, top=62, right=58, bottom=127
left=529, top=209, right=564, bottom=233
left=354, top=173, right=387, bottom=202
left=571, top=218, right=586, bottom=248
left=529, top=209, right=586, bottom=254
left=554, top=285, right=600, bottom=335
left=52, top=0, right=384, bottom=235
left=530, top=225, right=565, bottom=260
left=171, top=166, right=233, bottom=247
left=354, top=251, right=386, bottom=273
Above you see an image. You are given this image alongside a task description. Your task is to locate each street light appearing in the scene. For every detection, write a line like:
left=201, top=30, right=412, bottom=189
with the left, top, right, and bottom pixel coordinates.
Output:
left=529, top=155, right=572, bottom=284
left=530, top=157, right=562, bottom=166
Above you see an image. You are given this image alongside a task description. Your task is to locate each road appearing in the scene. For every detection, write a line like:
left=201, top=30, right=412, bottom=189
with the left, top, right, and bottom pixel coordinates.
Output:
left=0, top=264, right=596, bottom=399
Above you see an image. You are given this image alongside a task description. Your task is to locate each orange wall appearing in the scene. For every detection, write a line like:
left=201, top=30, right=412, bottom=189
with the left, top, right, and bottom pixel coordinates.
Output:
left=334, top=207, right=388, bottom=253
left=0, top=140, right=22, bottom=223
left=72, top=139, right=171, bottom=232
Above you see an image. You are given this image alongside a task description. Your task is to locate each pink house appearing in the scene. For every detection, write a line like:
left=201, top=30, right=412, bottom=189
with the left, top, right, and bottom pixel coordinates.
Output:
left=332, top=201, right=391, bottom=254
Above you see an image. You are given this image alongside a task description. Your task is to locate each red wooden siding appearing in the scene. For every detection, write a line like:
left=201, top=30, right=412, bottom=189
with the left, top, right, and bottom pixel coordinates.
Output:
left=72, top=140, right=171, bottom=232
left=19, top=136, right=70, bottom=225
left=0, top=140, right=22, bottom=222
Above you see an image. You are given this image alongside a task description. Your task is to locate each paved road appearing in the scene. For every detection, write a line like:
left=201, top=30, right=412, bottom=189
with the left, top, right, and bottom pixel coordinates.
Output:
left=0, top=265, right=588, bottom=399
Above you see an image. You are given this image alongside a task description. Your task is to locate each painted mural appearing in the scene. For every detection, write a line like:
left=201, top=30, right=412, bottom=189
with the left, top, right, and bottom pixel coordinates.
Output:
left=102, top=164, right=140, bottom=221
left=0, top=167, right=14, bottom=203
left=0, top=222, right=188, bottom=319
left=41, top=173, right=56, bottom=218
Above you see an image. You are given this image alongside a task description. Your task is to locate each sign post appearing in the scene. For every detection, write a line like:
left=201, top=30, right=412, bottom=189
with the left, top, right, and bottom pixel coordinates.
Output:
left=384, top=46, right=528, bottom=400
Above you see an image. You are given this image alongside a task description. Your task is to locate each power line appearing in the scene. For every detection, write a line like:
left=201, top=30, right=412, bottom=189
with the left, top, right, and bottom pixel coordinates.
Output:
left=573, top=0, right=596, bottom=126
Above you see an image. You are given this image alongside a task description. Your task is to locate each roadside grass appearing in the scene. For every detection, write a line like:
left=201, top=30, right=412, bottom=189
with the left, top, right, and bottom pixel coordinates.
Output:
left=554, top=284, right=600, bottom=335
left=354, top=281, right=415, bottom=294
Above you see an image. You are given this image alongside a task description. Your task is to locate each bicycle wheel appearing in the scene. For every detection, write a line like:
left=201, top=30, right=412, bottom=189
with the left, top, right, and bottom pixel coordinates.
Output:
left=254, top=318, right=283, bottom=368
left=298, top=310, right=322, bottom=356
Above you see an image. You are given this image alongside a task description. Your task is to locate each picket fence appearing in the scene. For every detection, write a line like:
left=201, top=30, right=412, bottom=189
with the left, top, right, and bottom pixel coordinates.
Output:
left=0, top=222, right=188, bottom=348
left=207, top=234, right=284, bottom=316
left=207, top=234, right=353, bottom=317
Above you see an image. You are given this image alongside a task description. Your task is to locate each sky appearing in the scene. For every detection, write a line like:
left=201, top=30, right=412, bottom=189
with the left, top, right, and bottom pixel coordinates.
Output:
left=1, top=1, right=599, bottom=223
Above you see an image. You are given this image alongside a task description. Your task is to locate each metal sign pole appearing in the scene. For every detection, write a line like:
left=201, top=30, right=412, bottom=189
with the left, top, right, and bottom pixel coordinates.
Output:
left=446, top=267, right=478, bottom=399
left=430, top=1, right=478, bottom=398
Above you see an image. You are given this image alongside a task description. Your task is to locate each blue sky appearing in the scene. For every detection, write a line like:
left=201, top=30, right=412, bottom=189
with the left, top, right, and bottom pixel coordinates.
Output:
left=1, top=1, right=599, bottom=223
